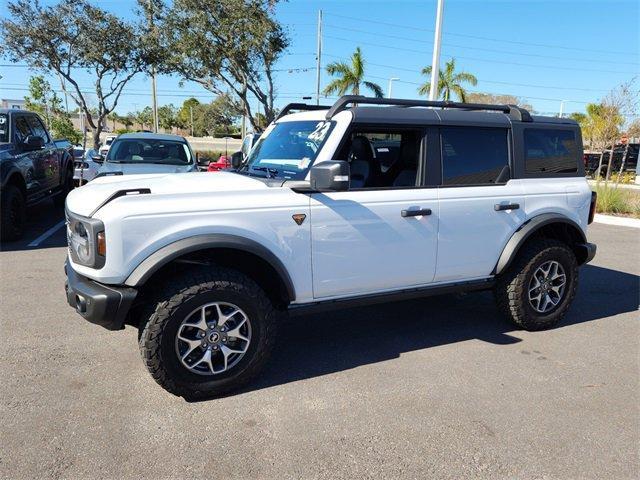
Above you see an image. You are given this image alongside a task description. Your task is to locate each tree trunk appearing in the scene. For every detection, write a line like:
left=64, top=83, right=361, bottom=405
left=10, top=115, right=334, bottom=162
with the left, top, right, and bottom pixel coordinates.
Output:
left=616, top=142, right=631, bottom=183
left=595, top=151, right=605, bottom=182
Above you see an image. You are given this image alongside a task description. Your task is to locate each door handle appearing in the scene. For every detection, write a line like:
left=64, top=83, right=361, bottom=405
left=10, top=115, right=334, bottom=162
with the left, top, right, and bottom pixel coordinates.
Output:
left=494, top=203, right=520, bottom=211
left=401, top=208, right=432, bottom=217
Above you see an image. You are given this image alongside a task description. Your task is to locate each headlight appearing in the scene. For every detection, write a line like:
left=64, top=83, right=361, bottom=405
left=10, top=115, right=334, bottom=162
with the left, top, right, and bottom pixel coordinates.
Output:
left=66, top=210, right=105, bottom=268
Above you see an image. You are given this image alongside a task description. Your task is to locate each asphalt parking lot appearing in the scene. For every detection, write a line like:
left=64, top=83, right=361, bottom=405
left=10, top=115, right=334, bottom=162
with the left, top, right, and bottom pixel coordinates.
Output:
left=0, top=201, right=638, bottom=479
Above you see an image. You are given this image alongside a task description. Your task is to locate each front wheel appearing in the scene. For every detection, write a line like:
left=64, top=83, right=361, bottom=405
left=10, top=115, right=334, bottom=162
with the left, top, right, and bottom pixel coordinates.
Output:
left=495, top=239, right=578, bottom=331
left=138, top=266, right=280, bottom=399
left=0, top=185, right=26, bottom=242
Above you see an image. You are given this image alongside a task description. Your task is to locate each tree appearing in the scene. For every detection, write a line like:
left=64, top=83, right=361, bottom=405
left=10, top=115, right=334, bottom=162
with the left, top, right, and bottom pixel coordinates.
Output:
left=158, top=104, right=178, bottom=131
left=466, top=92, right=533, bottom=112
left=627, top=119, right=640, bottom=140
left=323, top=47, right=383, bottom=98
left=159, top=0, right=288, bottom=130
left=132, top=107, right=154, bottom=130
left=107, top=112, right=120, bottom=131
left=23, top=75, right=82, bottom=144
left=2, top=0, right=153, bottom=149
left=177, top=98, right=201, bottom=132
left=418, top=58, right=477, bottom=102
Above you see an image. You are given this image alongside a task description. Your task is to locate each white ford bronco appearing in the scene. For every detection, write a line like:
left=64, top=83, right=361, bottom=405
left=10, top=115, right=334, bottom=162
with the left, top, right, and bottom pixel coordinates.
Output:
left=65, top=96, right=597, bottom=398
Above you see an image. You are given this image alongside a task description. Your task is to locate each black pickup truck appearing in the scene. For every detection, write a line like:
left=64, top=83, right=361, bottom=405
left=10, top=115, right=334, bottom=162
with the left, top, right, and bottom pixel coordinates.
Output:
left=0, top=109, right=74, bottom=241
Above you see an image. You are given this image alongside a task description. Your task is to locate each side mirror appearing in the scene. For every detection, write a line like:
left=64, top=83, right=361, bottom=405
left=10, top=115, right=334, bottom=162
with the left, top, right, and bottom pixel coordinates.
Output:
left=91, top=155, right=104, bottom=164
left=22, top=135, right=45, bottom=151
left=230, top=151, right=243, bottom=169
left=196, top=153, right=210, bottom=167
left=310, top=160, right=350, bottom=191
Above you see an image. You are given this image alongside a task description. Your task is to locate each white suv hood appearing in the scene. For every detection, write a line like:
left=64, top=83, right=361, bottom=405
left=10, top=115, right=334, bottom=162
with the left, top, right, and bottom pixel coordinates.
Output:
left=66, top=171, right=269, bottom=217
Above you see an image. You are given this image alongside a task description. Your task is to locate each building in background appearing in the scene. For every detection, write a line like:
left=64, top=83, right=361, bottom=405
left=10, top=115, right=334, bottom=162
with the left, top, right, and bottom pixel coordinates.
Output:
left=1, top=98, right=26, bottom=109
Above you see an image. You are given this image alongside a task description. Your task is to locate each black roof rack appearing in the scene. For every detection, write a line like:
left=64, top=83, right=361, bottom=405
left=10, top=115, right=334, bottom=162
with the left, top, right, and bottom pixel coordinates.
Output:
left=325, top=95, right=532, bottom=122
left=276, top=103, right=332, bottom=121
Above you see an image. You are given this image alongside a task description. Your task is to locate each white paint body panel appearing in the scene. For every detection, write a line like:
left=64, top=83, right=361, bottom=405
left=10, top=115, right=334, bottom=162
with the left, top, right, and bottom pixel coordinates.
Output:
left=310, top=189, right=438, bottom=298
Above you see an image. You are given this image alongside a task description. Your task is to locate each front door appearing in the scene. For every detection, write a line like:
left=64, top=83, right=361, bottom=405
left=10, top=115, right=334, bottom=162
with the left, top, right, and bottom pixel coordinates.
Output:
left=310, top=127, right=438, bottom=299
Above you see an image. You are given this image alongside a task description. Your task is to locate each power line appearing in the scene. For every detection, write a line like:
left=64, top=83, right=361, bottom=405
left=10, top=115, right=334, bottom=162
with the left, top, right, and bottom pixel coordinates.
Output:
left=323, top=23, right=640, bottom=67
left=324, top=12, right=639, bottom=57
left=321, top=53, right=612, bottom=93
left=323, top=35, right=638, bottom=75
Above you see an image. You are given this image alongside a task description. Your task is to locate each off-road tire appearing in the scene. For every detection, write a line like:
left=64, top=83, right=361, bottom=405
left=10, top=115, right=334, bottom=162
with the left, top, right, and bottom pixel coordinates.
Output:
left=0, top=185, right=26, bottom=242
left=138, top=266, right=280, bottom=399
left=495, top=238, right=578, bottom=331
left=54, top=165, right=74, bottom=207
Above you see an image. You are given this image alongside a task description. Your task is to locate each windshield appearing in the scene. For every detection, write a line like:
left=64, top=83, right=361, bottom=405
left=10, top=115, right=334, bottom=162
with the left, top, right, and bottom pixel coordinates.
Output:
left=243, top=120, right=334, bottom=180
left=106, top=138, right=192, bottom=165
left=105, top=137, right=115, bottom=146
left=0, top=114, right=8, bottom=143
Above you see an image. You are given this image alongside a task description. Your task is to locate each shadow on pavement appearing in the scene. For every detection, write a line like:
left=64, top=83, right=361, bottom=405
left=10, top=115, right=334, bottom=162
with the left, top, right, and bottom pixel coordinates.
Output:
left=0, top=200, right=67, bottom=252
left=208, top=264, right=637, bottom=399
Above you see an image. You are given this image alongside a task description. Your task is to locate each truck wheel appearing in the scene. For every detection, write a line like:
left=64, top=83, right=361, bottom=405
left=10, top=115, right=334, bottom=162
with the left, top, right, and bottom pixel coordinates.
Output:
left=54, top=166, right=74, bottom=207
left=1, top=185, right=26, bottom=241
left=495, top=239, right=578, bottom=331
left=138, top=266, right=280, bottom=399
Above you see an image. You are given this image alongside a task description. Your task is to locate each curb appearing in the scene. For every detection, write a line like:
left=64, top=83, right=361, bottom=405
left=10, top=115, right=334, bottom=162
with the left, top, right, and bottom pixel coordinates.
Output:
left=594, top=214, right=640, bottom=229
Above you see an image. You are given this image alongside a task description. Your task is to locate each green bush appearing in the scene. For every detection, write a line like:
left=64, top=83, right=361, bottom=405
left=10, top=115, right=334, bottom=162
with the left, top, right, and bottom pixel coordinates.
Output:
left=594, top=183, right=640, bottom=218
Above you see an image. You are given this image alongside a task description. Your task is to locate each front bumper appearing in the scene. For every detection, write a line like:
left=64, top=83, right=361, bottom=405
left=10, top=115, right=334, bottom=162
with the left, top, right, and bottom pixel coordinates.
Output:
left=65, top=259, right=137, bottom=330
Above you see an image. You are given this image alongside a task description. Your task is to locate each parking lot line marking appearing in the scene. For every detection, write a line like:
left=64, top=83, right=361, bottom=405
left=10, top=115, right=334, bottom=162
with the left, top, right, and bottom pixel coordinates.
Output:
left=27, top=220, right=66, bottom=247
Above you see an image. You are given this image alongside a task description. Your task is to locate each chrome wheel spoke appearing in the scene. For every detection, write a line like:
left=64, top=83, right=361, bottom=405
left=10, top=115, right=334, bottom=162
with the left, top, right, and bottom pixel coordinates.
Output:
left=226, top=317, right=249, bottom=342
left=175, top=301, right=252, bottom=376
left=528, top=260, right=567, bottom=314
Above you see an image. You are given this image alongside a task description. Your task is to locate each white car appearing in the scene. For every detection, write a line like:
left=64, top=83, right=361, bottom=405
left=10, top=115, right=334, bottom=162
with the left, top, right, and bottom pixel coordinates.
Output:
left=64, top=95, right=597, bottom=399
left=95, top=132, right=197, bottom=178
left=98, top=135, right=117, bottom=157
left=73, top=148, right=101, bottom=185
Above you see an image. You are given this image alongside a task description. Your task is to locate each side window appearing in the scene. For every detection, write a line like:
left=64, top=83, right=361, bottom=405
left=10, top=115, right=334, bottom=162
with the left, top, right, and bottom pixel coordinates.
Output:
left=26, top=115, right=50, bottom=143
left=441, top=127, right=509, bottom=185
left=14, top=116, right=33, bottom=144
left=524, top=128, right=578, bottom=174
left=336, top=129, right=423, bottom=189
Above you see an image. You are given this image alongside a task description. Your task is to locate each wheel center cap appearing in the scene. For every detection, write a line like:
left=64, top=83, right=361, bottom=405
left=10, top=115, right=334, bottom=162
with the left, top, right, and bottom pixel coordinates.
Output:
left=208, top=332, right=220, bottom=343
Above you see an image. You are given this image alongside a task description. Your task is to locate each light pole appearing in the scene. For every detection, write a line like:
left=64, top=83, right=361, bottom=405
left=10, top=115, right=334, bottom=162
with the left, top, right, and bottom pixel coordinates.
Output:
left=387, top=77, right=400, bottom=98
left=428, top=0, right=445, bottom=101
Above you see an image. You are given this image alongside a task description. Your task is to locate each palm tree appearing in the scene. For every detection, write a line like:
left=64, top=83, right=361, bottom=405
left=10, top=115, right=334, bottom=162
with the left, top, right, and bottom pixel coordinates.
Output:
left=418, top=58, right=477, bottom=102
left=323, top=47, right=384, bottom=98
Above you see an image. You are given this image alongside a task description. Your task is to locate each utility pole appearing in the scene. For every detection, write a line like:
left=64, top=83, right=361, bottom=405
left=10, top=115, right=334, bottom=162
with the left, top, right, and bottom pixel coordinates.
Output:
left=149, top=0, right=159, bottom=133
left=428, top=0, right=445, bottom=101
left=559, top=100, right=565, bottom=118
left=315, top=10, right=323, bottom=105
left=387, top=77, right=399, bottom=98
left=190, top=106, right=194, bottom=137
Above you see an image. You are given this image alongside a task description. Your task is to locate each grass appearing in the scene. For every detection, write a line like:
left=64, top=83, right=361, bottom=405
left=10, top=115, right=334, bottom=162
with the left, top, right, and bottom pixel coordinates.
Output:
left=593, top=183, right=640, bottom=218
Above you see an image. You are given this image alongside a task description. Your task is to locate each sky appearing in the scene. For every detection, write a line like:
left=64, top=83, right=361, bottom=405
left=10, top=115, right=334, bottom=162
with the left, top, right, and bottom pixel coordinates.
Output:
left=1, top=0, right=639, bottom=121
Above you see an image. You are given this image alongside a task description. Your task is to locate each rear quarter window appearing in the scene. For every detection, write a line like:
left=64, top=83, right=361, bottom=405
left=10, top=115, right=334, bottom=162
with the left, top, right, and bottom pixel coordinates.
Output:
left=524, top=128, right=578, bottom=174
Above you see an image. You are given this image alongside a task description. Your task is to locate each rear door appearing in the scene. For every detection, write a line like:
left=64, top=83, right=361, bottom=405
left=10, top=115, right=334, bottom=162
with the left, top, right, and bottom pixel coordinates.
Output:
left=435, top=125, right=527, bottom=282
left=13, top=114, right=47, bottom=199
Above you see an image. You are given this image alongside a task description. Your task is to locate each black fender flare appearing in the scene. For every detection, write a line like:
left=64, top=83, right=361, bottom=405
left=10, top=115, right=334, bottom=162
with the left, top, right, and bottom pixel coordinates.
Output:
left=494, top=213, right=587, bottom=275
left=124, top=234, right=296, bottom=302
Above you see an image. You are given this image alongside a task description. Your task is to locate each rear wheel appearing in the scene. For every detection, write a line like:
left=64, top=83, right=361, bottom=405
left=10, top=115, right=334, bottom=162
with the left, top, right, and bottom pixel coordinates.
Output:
left=138, top=266, right=280, bottom=399
left=495, top=239, right=578, bottom=331
left=0, top=184, right=26, bottom=242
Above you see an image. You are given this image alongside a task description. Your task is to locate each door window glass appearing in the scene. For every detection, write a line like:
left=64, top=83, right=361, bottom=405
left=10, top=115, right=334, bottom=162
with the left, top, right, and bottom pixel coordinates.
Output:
left=14, top=116, right=32, bottom=143
left=524, top=128, right=578, bottom=174
left=441, top=127, right=509, bottom=185
left=26, top=115, right=50, bottom=143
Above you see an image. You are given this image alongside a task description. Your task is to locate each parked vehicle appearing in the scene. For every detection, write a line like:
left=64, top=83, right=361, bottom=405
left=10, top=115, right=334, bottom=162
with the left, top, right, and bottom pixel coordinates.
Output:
left=0, top=109, right=74, bottom=240
left=65, top=96, right=597, bottom=398
left=206, top=154, right=231, bottom=172
left=98, top=135, right=117, bottom=157
left=74, top=148, right=102, bottom=185
left=95, top=132, right=197, bottom=177
left=585, top=143, right=639, bottom=177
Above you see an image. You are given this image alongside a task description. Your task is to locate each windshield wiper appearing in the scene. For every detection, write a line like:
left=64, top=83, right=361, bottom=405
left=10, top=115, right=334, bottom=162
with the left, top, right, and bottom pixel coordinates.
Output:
left=251, top=166, right=279, bottom=178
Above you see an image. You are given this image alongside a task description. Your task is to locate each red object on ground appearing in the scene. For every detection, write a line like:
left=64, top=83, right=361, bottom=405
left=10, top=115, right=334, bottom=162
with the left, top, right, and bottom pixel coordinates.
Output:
left=207, top=155, right=231, bottom=171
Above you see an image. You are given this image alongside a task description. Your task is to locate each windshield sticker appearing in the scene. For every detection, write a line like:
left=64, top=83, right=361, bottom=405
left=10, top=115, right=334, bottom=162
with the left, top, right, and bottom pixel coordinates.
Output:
left=308, top=122, right=331, bottom=143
